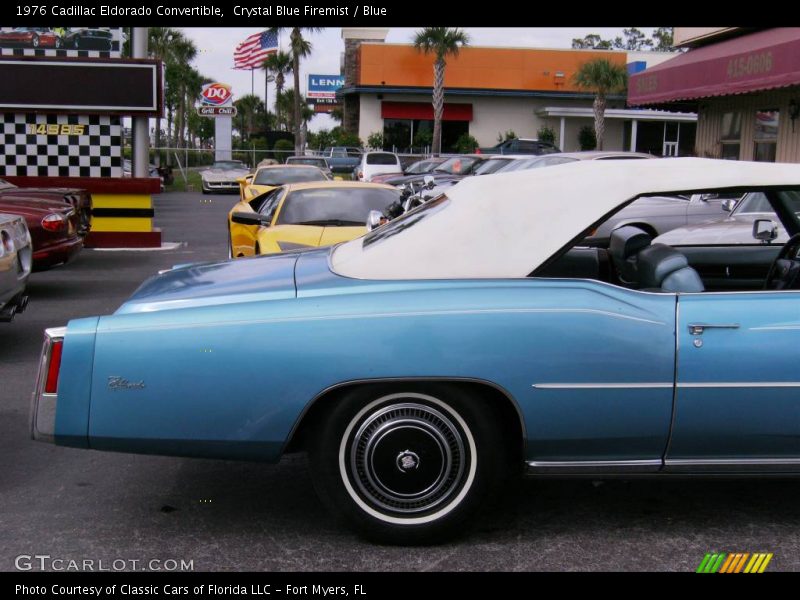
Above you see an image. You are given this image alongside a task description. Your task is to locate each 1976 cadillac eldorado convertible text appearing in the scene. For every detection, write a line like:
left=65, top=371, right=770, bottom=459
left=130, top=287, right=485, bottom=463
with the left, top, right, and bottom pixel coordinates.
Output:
left=31, top=158, right=800, bottom=543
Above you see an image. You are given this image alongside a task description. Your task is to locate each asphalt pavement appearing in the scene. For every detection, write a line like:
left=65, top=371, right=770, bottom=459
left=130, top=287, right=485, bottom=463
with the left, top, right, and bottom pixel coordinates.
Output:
left=2, top=192, right=800, bottom=572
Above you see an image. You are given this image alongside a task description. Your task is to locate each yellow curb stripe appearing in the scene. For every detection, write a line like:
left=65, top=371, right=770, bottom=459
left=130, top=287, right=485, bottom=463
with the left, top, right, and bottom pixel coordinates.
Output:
left=719, top=554, right=736, bottom=573
left=757, top=554, right=773, bottom=573
left=734, top=553, right=750, bottom=573
left=750, top=554, right=766, bottom=573
left=744, top=554, right=760, bottom=573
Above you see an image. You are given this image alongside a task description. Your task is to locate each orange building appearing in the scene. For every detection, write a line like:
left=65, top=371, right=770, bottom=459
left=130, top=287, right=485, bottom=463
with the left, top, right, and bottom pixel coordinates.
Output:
left=340, top=28, right=697, bottom=155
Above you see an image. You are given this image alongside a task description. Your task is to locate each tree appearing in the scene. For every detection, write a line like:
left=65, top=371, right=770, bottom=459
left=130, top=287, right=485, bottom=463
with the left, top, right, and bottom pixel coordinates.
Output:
left=413, top=27, right=470, bottom=156
left=571, top=34, right=613, bottom=50
left=614, top=28, right=653, bottom=51
left=651, top=27, right=678, bottom=52
left=573, top=58, right=628, bottom=150
left=235, top=94, right=266, bottom=142
left=367, top=132, right=384, bottom=150
left=145, top=27, right=184, bottom=163
left=269, top=27, right=322, bottom=153
left=263, top=51, right=293, bottom=131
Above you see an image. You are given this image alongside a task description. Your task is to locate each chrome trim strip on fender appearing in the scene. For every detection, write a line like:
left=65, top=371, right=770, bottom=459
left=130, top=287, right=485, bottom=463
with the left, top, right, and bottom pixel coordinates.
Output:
left=678, top=382, right=800, bottom=389
left=527, top=459, right=662, bottom=473
left=532, top=383, right=673, bottom=389
left=532, top=382, right=800, bottom=390
left=666, top=458, right=800, bottom=470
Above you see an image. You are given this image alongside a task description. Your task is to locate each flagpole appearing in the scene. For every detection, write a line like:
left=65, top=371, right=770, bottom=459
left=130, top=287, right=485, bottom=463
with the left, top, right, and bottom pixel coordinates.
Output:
left=251, top=68, right=254, bottom=96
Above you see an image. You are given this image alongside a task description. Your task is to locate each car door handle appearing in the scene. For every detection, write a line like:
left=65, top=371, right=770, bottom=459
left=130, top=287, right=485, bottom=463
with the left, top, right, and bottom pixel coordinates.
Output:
left=688, top=323, right=740, bottom=335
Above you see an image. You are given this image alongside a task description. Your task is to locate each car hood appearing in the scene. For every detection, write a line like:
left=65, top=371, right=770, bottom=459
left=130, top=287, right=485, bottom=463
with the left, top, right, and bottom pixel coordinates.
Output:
left=201, top=169, right=249, bottom=180
left=115, top=251, right=303, bottom=314
left=655, top=213, right=789, bottom=245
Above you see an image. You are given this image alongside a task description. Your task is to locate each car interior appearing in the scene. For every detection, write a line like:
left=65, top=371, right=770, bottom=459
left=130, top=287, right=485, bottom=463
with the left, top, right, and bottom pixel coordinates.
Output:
left=535, top=188, right=800, bottom=293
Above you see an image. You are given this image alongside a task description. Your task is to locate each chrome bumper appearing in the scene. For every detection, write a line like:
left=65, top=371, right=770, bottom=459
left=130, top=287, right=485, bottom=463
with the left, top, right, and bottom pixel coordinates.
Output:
left=30, top=327, right=66, bottom=443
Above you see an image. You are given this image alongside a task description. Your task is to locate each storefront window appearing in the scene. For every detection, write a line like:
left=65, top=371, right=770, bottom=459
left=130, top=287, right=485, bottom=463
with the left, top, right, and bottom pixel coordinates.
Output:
left=382, top=119, right=470, bottom=153
left=720, top=111, right=742, bottom=160
left=753, top=109, right=779, bottom=162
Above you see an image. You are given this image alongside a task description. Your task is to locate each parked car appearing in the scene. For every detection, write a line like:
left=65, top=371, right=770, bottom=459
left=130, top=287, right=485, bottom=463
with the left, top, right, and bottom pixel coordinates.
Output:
left=122, top=160, right=165, bottom=192
left=496, top=151, right=655, bottom=173
left=238, top=164, right=329, bottom=201
left=319, top=147, right=362, bottom=174
left=370, top=157, right=448, bottom=185
left=31, top=158, right=800, bottom=544
left=386, top=154, right=491, bottom=191
left=653, top=191, right=788, bottom=290
left=0, top=178, right=92, bottom=238
left=0, top=213, right=32, bottom=323
left=200, top=160, right=250, bottom=194
left=0, top=27, right=62, bottom=48
left=285, top=156, right=333, bottom=178
left=0, top=197, right=83, bottom=270
left=477, top=137, right=560, bottom=155
left=356, top=152, right=403, bottom=182
left=228, top=181, right=400, bottom=258
left=62, top=28, right=113, bottom=51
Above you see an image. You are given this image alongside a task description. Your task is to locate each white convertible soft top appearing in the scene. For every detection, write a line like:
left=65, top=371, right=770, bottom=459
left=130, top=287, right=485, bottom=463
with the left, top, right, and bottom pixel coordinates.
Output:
left=331, top=158, right=800, bottom=279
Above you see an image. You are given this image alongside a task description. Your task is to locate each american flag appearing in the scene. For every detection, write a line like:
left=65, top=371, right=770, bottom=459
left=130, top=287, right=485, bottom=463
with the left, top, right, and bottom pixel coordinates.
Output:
left=234, top=30, right=278, bottom=70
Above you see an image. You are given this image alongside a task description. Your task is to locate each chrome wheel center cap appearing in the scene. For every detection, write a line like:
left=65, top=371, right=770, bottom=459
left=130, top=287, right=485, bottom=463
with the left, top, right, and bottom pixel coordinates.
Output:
left=396, top=450, right=420, bottom=473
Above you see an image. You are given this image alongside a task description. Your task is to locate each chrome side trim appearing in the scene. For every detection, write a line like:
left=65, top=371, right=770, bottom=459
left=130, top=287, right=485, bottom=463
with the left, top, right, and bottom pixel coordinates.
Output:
left=532, top=383, right=672, bottom=389
left=678, top=382, right=800, bottom=389
left=527, top=459, right=661, bottom=473
left=666, top=458, right=800, bottom=471
left=531, top=382, right=800, bottom=390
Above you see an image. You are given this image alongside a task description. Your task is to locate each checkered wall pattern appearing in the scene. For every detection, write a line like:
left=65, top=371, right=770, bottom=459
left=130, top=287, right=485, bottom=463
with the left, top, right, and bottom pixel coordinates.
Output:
left=0, top=113, right=123, bottom=177
left=0, top=28, right=121, bottom=59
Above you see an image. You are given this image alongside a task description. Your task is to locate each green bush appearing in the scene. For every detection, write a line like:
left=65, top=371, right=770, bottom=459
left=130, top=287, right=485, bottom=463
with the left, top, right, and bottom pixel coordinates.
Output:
left=367, top=132, right=384, bottom=150
left=455, top=133, right=479, bottom=154
left=496, top=129, right=517, bottom=143
left=537, top=125, right=556, bottom=145
left=578, top=125, right=597, bottom=151
left=412, top=129, right=433, bottom=150
left=273, top=138, right=295, bottom=161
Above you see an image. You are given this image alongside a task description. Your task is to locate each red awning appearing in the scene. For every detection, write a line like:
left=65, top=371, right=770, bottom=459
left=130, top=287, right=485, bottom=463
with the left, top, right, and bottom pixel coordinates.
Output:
left=381, top=101, right=473, bottom=121
left=629, top=28, right=800, bottom=106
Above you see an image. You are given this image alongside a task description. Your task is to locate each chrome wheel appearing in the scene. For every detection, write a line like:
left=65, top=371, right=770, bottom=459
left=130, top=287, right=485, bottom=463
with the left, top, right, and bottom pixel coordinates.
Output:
left=339, top=393, right=475, bottom=524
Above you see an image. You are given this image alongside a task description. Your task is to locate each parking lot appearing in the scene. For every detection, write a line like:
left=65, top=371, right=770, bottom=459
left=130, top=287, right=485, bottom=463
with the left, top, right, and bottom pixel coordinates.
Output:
left=2, top=191, right=800, bottom=571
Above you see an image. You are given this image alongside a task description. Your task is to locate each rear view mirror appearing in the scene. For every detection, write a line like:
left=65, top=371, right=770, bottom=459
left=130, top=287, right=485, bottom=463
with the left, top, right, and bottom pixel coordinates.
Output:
left=423, top=175, right=435, bottom=190
left=722, top=198, right=737, bottom=212
left=752, top=219, right=778, bottom=243
left=366, top=210, right=384, bottom=232
left=231, top=212, right=271, bottom=226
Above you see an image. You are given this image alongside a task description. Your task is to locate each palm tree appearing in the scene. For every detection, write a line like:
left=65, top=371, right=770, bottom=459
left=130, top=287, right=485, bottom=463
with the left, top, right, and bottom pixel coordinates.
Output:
left=234, top=94, right=266, bottom=141
left=573, top=59, right=628, bottom=151
left=413, top=27, right=470, bottom=155
left=147, top=27, right=183, bottom=163
left=170, top=38, right=198, bottom=153
left=263, top=51, right=292, bottom=131
left=269, top=28, right=322, bottom=153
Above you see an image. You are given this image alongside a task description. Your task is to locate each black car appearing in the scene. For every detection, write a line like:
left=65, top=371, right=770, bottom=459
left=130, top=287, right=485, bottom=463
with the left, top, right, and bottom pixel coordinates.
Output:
left=63, top=28, right=113, bottom=51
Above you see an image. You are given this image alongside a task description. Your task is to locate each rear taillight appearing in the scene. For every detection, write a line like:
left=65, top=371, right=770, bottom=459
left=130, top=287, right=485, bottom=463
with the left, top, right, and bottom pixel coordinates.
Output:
left=358, top=171, right=364, bottom=180
left=41, top=213, right=66, bottom=232
left=45, top=339, right=63, bottom=394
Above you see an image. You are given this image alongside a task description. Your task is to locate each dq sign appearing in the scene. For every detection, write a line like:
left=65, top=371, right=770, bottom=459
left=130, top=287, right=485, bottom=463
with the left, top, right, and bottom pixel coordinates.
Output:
left=200, top=83, right=233, bottom=106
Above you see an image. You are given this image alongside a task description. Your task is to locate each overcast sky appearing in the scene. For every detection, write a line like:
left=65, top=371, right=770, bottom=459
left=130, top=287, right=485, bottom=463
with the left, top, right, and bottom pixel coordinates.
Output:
left=180, top=27, right=647, bottom=132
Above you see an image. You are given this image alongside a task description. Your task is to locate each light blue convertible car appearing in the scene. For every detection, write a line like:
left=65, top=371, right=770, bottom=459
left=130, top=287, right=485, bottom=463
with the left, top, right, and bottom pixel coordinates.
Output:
left=31, top=158, right=800, bottom=544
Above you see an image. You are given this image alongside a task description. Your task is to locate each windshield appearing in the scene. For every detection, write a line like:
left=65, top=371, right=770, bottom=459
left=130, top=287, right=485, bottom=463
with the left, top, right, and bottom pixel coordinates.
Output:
left=405, top=159, right=443, bottom=174
left=276, top=187, right=400, bottom=226
left=287, top=157, right=327, bottom=167
left=253, top=167, right=326, bottom=186
left=211, top=161, right=245, bottom=170
left=434, top=156, right=481, bottom=175
left=366, top=153, right=399, bottom=166
left=734, top=190, right=800, bottom=216
left=473, top=158, right=514, bottom=175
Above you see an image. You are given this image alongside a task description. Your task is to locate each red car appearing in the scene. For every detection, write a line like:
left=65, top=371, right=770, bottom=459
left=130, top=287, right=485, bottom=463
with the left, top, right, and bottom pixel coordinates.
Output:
left=0, top=196, right=83, bottom=271
left=0, top=28, right=63, bottom=48
left=0, top=179, right=91, bottom=237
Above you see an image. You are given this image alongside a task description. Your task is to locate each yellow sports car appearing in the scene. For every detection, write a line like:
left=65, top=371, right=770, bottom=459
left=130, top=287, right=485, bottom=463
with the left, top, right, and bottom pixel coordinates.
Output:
left=228, top=181, right=401, bottom=258
left=237, top=164, right=329, bottom=201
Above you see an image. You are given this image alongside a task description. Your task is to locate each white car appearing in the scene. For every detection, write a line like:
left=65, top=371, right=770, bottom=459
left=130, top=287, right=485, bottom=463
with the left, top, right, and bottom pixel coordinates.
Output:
left=356, top=152, right=402, bottom=182
left=200, top=160, right=251, bottom=194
